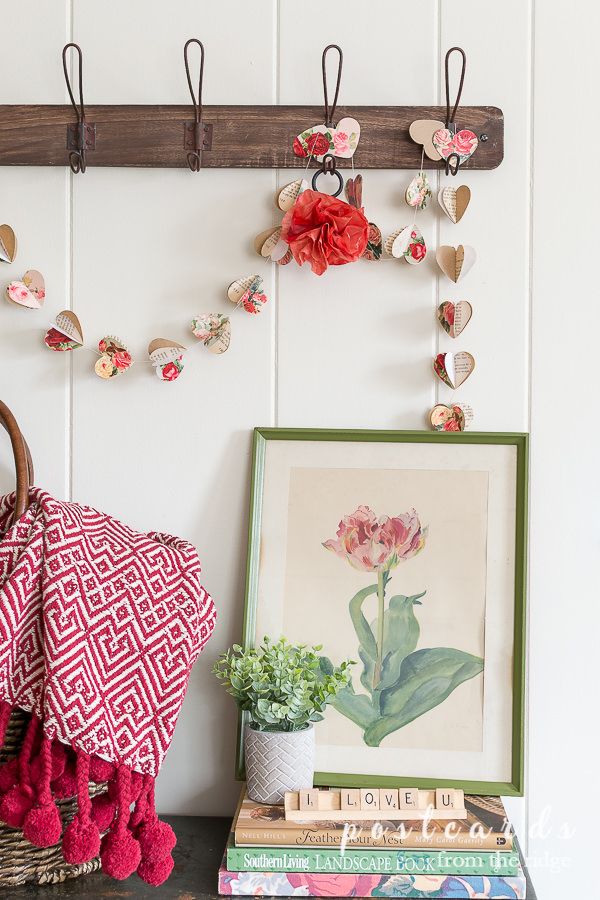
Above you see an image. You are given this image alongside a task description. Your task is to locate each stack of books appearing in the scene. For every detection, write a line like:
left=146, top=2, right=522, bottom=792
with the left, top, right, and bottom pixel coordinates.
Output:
left=218, top=787, right=527, bottom=898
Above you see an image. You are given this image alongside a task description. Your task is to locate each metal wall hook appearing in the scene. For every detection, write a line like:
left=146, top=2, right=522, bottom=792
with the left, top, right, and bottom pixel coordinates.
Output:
left=183, top=38, right=213, bottom=171
left=443, top=46, right=467, bottom=175
left=62, top=43, right=95, bottom=173
left=322, top=44, right=343, bottom=128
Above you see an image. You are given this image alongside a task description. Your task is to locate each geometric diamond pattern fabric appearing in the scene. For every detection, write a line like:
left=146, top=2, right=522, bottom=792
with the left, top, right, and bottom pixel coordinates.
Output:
left=0, top=489, right=216, bottom=776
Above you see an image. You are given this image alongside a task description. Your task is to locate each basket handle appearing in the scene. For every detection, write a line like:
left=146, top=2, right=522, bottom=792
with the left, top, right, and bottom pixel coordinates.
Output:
left=0, top=400, right=33, bottom=520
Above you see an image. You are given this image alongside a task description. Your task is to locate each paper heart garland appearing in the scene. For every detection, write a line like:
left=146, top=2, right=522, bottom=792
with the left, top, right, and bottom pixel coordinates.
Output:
left=430, top=403, right=474, bottom=432
left=409, top=119, right=445, bottom=161
left=6, top=270, right=45, bottom=309
left=94, top=336, right=132, bottom=379
left=406, top=173, right=432, bottom=210
left=437, top=301, right=473, bottom=338
left=0, top=225, right=17, bottom=263
left=277, top=179, right=309, bottom=212
left=293, top=118, right=360, bottom=159
left=432, top=128, right=478, bottom=165
left=438, top=185, right=471, bottom=223
left=148, top=339, right=186, bottom=382
left=227, top=274, right=268, bottom=314
left=44, top=310, right=83, bottom=351
left=433, top=351, right=475, bottom=389
left=436, top=244, right=476, bottom=282
left=385, top=226, right=427, bottom=264
left=191, top=313, right=231, bottom=354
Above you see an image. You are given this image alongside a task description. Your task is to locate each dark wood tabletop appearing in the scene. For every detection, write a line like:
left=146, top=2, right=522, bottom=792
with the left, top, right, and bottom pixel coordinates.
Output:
left=9, top=816, right=537, bottom=899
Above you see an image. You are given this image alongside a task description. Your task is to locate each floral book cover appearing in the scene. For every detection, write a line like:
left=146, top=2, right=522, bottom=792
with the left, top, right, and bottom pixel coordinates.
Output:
left=234, top=789, right=514, bottom=851
left=218, top=851, right=526, bottom=898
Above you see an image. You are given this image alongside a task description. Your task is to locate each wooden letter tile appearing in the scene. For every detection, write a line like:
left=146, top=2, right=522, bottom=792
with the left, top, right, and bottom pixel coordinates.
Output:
left=435, top=788, right=455, bottom=810
left=341, top=789, right=361, bottom=810
left=399, top=789, right=419, bottom=810
left=360, top=788, right=380, bottom=810
left=299, top=789, right=319, bottom=811
left=379, top=789, right=399, bottom=811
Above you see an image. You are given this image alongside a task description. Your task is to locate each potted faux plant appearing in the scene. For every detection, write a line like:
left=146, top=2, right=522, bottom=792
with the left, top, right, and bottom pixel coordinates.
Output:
left=213, top=636, right=353, bottom=803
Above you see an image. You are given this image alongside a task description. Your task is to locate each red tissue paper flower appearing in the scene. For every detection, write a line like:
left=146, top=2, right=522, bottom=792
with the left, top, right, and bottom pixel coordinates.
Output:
left=281, top=189, right=369, bottom=276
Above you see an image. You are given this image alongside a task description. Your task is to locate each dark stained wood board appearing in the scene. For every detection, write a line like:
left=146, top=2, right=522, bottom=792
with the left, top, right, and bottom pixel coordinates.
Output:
left=0, top=105, right=503, bottom=169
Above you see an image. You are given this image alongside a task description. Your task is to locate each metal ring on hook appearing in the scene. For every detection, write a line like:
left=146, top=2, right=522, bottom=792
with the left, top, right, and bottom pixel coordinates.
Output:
left=311, top=154, right=344, bottom=197
left=184, top=38, right=206, bottom=172
left=445, top=152, right=461, bottom=177
left=322, top=44, right=343, bottom=128
left=62, top=43, right=89, bottom=174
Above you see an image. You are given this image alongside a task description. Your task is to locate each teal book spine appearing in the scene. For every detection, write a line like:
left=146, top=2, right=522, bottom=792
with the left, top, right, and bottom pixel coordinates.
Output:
left=226, top=846, right=520, bottom=877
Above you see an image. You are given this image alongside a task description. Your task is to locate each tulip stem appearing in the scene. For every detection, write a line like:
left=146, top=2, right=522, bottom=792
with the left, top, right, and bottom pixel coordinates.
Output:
left=373, top=568, right=386, bottom=688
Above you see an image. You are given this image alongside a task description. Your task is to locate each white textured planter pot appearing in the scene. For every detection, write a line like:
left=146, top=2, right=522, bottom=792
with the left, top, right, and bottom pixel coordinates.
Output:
left=245, top=724, right=315, bottom=804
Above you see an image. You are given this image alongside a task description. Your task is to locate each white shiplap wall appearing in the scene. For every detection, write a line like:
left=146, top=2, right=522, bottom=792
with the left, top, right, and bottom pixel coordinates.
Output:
left=0, top=3, right=596, bottom=898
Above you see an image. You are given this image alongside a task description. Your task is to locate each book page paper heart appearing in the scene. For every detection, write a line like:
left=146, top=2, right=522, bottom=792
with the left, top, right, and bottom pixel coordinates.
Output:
left=0, top=225, right=17, bottom=263
left=94, top=336, right=132, bottom=379
left=293, top=118, right=360, bottom=160
left=409, top=119, right=445, bottom=161
left=148, top=338, right=186, bottom=381
left=430, top=403, right=473, bottom=432
left=6, top=270, right=45, bottom=309
left=433, top=351, right=475, bottom=389
left=227, top=274, right=268, bottom=314
left=44, top=310, right=83, bottom=351
left=439, top=185, right=471, bottom=223
left=436, top=245, right=476, bottom=282
left=437, top=301, right=473, bottom=338
left=433, top=129, right=478, bottom=165
left=277, top=179, right=309, bottom=211
left=191, top=313, right=231, bottom=354
left=386, top=226, right=427, bottom=264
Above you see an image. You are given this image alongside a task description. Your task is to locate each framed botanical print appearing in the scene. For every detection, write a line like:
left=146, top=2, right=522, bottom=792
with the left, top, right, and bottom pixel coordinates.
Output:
left=238, top=428, right=528, bottom=796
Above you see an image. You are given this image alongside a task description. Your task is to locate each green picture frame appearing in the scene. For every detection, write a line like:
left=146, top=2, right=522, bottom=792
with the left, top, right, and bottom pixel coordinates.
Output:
left=237, top=428, right=528, bottom=796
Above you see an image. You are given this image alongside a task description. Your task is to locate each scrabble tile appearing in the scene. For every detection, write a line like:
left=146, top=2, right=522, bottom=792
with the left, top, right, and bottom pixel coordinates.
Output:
left=360, top=788, right=380, bottom=810
left=379, top=789, right=399, bottom=810
left=341, top=788, right=361, bottom=810
left=435, top=788, right=455, bottom=810
left=299, top=789, right=319, bottom=811
left=399, top=788, right=419, bottom=809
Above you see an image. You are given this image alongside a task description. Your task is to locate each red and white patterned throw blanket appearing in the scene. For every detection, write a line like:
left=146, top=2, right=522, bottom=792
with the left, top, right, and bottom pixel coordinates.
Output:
left=0, top=489, right=216, bottom=885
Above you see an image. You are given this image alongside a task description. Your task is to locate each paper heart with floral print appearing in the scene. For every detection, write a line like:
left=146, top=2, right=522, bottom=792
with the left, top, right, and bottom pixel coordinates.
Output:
left=430, top=403, right=473, bottom=432
left=94, top=335, right=132, bottom=379
left=6, top=270, right=45, bottom=309
left=293, top=118, right=360, bottom=160
left=191, top=313, right=231, bottom=354
left=148, top=338, right=186, bottom=381
left=432, top=128, right=478, bottom=165
left=227, top=274, right=268, bottom=314
left=386, top=226, right=427, bottom=265
left=433, top=351, right=475, bottom=389
left=44, top=310, right=83, bottom=351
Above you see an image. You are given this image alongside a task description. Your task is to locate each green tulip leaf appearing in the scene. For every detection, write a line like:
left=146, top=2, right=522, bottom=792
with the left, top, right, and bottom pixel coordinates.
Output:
left=332, top=683, right=380, bottom=730
left=373, top=592, right=425, bottom=699
left=363, top=647, right=484, bottom=746
left=348, top=583, right=379, bottom=695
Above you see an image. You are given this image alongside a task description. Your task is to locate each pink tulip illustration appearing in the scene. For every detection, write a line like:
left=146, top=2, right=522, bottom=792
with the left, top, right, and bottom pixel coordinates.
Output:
left=322, top=506, right=483, bottom=746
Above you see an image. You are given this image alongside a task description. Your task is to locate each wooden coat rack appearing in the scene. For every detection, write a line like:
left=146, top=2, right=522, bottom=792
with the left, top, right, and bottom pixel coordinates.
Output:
left=0, top=104, right=503, bottom=170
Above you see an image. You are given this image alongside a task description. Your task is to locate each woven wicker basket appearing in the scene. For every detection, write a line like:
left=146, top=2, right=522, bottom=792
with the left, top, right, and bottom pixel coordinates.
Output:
left=0, top=401, right=101, bottom=885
